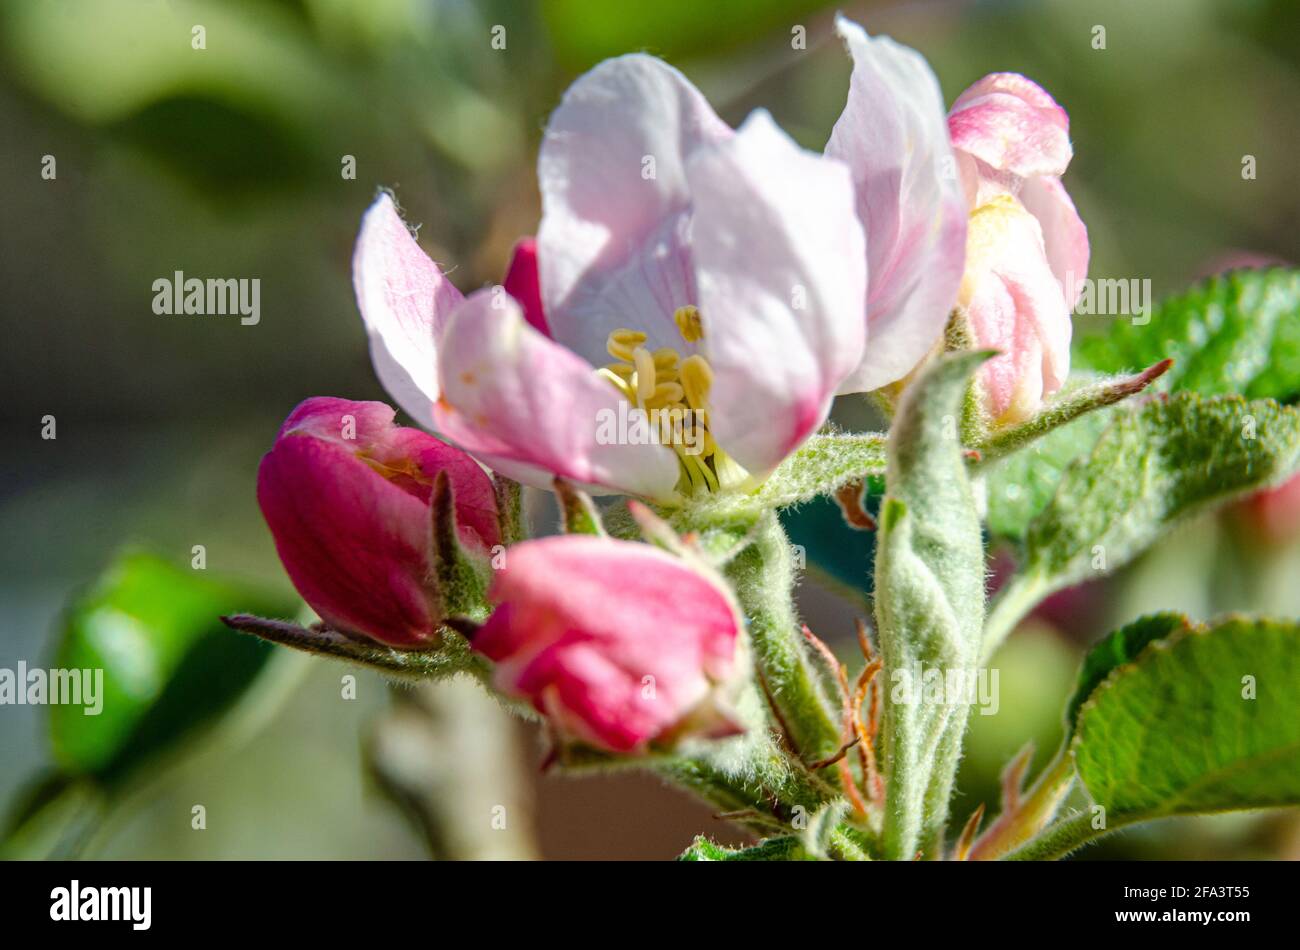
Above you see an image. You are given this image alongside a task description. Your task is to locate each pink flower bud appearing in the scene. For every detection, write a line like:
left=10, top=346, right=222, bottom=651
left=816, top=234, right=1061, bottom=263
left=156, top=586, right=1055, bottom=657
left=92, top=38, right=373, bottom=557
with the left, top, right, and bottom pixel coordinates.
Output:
left=948, top=74, right=1089, bottom=425
left=257, top=397, right=500, bottom=647
left=472, top=536, right=743, bottom=754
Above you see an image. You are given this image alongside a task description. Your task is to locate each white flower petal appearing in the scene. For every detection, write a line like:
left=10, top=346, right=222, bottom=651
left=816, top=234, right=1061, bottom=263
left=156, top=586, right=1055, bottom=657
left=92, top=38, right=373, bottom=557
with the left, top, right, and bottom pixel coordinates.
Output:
left=351, top=193, right=463, bottom=428
left=687, top=111, right=867, bottom=478
left=826, top=16, right=968, bottom=393
left=537, top=54, right=732, bottom=365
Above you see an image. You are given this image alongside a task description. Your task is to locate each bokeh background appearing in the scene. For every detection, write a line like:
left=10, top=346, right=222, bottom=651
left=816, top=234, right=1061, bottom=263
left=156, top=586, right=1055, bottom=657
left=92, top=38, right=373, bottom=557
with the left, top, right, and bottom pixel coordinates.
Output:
left=2, top=0, right=1299, bottom=859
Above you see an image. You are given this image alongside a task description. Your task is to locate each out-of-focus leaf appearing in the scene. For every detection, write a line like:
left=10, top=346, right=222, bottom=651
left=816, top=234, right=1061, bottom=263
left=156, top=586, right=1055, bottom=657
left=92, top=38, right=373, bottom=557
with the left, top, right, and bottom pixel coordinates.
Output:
left=541, top=0, right=833, bottom=70
left=779, top=476, right=881, bottom=591
left=1, top=0, right=343, bottom=125
left=49, top=550, right=290, bottom=783
left=1073, top=617, right=1300, bottom=821
left=0, top=0, right=351, bottom=197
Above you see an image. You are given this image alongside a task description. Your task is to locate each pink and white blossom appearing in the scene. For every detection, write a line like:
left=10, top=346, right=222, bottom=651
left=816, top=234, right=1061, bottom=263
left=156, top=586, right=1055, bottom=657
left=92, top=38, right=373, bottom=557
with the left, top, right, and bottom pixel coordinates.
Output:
left=472, top=536, right=742, bottom=754
left=354, top=54, right=867, bottom=503
left=948, top=73, right=1089, bottom=424
left=824, top=18, right=1087, bottom=423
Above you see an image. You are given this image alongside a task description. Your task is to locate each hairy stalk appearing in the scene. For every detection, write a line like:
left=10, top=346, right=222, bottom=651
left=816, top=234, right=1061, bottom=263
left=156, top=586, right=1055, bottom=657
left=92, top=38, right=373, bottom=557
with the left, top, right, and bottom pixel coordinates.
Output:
left=657, top=729, right=838, bottom=838
left=723, top=512, right=844, bottom=763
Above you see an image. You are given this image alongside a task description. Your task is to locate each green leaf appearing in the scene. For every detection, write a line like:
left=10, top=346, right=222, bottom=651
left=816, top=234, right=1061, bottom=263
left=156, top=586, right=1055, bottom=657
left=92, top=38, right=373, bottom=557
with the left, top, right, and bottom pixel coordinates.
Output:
left=1077, top=269, right=1300, bottom=402
left=985, top=397, right=1116, bottom=541
left=1002, top=395, right=1300, bottom=625
left=1073, top=616, right=1300, bottom=822
left=48, top=551, right=290, bottom=783
left=878, top=352, right=988, bottom=660
left=874, top=351, right=989, bottom=859
left=988, top=269, right=1300, bottom=541
left=1063, top=612, right=1191, bottom=736
left=969, top=616, right=1195, bottom=859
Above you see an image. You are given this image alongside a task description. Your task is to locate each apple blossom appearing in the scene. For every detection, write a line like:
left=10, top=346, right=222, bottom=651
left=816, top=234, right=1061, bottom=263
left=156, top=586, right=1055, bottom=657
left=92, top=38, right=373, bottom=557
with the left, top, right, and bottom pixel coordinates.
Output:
left=471, top=535, right=742, bottom=754
left=948, top=73, right=1090, bottom=424
left=257, top=397, right=500, bottom=647
left=825, top=17, right=1087, bottom=424
left=354, top=54, right=868, bottom=504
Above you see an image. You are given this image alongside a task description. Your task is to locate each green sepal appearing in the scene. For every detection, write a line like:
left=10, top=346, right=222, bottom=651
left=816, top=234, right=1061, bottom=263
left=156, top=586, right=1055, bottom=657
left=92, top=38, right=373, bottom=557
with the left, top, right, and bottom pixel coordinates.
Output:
left=974, top=359, right=1172, bottom=466
left=429, top=471, right=493, bottom=623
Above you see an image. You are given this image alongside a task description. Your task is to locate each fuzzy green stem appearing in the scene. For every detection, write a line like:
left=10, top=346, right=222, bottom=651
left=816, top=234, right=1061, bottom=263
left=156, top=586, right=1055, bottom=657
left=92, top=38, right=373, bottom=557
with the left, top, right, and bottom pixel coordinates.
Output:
left=657, top=730, right=837, bottom=839
left=972, top=359, right=1173, bottom=467
left=724, top=512, right=844, bottom=763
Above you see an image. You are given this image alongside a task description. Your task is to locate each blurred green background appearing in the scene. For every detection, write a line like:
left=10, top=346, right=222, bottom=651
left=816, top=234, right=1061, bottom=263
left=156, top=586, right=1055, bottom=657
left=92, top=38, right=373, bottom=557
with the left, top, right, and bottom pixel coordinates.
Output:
left=2, top=0, right=1298, bottom=859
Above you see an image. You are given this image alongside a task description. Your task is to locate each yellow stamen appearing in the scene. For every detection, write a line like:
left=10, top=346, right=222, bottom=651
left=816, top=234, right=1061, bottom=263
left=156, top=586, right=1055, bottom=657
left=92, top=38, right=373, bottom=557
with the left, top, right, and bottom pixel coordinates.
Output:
left=678, top=447, right=720, bottom=492
left=632, top=346, right=656, bottom=402
left=607, top=328, right=648, bottom=362
left=645, top=381, right=684, bottom=405
left=680, top=354, right=712, bottom=410
left=674, top=305, right=704, bottom=343
left=603, top=362, right=634, bottom=380
left=652, top=349, right=680, bottom=378
left=599, top=316, right=746, bottom=499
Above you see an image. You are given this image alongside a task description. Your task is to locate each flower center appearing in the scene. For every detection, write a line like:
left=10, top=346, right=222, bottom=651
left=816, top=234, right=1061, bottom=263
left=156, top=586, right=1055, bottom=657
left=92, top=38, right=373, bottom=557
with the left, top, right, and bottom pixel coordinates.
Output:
left=598, top=306, right=747, bottom=496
